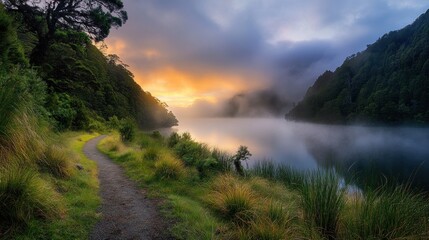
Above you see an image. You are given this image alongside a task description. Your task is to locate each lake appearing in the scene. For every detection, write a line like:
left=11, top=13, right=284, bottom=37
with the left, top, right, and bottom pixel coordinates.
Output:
left=166, top=118, right=429, bottom=190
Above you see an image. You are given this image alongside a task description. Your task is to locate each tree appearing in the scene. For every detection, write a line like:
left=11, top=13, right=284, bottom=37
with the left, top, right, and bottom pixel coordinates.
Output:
left=233, top=146, right=252, bottom=176
left=2, top=0, right=127, bottom=63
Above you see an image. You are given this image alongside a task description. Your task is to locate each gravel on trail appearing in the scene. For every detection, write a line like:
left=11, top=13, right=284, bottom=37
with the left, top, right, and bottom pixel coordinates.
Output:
left=84, top=135, right=174, bottom=240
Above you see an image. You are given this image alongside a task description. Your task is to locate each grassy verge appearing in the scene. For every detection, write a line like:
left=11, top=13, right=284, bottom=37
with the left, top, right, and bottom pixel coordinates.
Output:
left=9, top=133, right=100, bottom=240
left=98, top=133, right=303, bottom=239
left=98, top=132, right=429, bottom=240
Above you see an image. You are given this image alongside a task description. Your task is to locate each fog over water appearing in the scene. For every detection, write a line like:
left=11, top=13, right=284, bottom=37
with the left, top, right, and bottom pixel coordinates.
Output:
left=170, top=118, right=429, bottom=189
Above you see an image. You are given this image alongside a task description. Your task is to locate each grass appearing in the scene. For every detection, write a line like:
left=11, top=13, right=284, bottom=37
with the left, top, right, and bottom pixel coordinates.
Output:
left=143, top=146, right=161, bottom=161
left=7, top=133, right=100, bottom=240
left=241, top=217, right=292, bottom=240
left=0, top=163, right=63, bottom=233
left=38, top=145, right=75, bottom=178
left=210, top=183, right=256, bottom=225
left=166, top=195, right=218, bottom=240
left=154, top=156, right=185, bottom=180
left=300, top=170, right=345, bottom=240
left=252, top=161, right=305, bottom=190
left=211, top=148, right=233, bottom=172
left=344, top=185, right=429, bottom=239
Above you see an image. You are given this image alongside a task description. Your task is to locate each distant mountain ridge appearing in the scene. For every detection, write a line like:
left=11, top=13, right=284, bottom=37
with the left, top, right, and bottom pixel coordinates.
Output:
left=287, top=9, right=429, bottom=124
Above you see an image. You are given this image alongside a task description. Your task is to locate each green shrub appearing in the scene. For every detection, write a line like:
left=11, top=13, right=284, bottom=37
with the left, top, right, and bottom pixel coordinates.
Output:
left=0, top=7, right=27, bottom=68
left=154, top=157, right=184, bottom=180
left=167, top=132, right=181, bottom=147
left=182, top=132, right=192, bottom=141
left=300, top=170, right=345, bottom=240
left=139, top=134, right=152, bottom=148
left=107, top=115, right=121, bottom=130
left=86, top=117, right=107, bottom=132
left=119, top=119, right=137, bottom=142
left=174, top=139, right=211, bottom=166
left=196, top=157, right=219, bottom=178
left=0, top=164, right=62, bottom=233
left=150, top=131, right=163, bottom=141
left=46, top=93, right=78, bottom=131
left=38, top=145, right=74, bottom=178
left=345, top=185, right=429, bottom=239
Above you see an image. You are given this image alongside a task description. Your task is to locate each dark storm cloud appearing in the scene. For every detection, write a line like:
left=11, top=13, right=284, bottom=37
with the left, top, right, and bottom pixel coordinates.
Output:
left=108, top=0, right=429, bottom=117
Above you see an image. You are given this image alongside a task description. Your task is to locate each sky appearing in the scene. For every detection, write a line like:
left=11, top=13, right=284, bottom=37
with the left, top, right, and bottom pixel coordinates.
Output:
left=105, top=0, right=429, bottom=118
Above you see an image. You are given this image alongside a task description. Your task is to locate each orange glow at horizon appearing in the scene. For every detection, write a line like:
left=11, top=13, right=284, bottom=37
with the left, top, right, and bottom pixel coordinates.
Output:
left=103, top=39, right=263, bottom=108
left=132, top=67, right=257, bottom=107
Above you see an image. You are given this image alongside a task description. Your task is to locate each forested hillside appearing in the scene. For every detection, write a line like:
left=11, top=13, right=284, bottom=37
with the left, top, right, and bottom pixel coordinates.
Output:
left=287, top=9, right=429, bottom=124
left=35, top=32, right=178, bottom=130
left=1, top=1, right=177, bottom=130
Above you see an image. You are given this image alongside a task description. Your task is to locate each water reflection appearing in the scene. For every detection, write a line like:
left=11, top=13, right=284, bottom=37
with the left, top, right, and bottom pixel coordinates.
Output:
left=170, top=118, right=429, bottom=190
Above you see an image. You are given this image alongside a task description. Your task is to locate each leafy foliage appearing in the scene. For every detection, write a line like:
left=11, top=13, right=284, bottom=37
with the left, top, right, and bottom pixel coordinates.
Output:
left=2, top=3, right=177, bottom=130
left=288, top=10, right=429, bottom=124
left=0, top=5, right=26, bottom=68
left=119, top=119, right=136, bottom=142
left=2, top=0, right=127, bottom=63
left=37, top=32, right=178, bottom=130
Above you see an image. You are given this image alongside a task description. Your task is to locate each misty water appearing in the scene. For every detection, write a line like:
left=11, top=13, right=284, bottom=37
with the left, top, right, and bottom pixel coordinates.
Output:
left=169, top=118, right=429, bottom=190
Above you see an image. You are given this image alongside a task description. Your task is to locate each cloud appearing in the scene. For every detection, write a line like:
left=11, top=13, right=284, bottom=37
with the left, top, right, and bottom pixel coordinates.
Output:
left=105, top=0, right=429, bottom=115
left=173, top=89, right=292, bottom=118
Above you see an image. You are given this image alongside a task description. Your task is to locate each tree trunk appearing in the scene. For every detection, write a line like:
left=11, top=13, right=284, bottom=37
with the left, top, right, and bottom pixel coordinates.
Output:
left=30, top=36, right=50, bottom=66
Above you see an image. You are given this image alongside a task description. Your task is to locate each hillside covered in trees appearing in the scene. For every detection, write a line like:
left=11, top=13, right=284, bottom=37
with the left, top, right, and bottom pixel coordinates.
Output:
left=287, top=9, right=429, bottom=124
left=1, top=1, right=177, bottom=130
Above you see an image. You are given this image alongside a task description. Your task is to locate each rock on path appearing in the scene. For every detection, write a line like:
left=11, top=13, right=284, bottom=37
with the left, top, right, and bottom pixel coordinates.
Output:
left=84, top=135, right=173, bottom=240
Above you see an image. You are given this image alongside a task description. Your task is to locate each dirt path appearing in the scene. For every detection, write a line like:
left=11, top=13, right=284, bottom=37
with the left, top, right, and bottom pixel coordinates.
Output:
left=84, top=135, right=174, bottom=240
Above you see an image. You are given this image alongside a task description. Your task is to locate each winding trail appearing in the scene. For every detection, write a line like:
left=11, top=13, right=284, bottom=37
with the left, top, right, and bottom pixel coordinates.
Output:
left=84, top=135, right=173, bottom=240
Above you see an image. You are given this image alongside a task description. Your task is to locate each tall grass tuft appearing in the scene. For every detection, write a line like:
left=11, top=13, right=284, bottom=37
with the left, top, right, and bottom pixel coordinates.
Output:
left=300, top=170, right=345, bottom=240
left=0, top=72, right=21, bottom=139
left=345, top=185, right=429, bottom=239
left=252, top=161, right=276, bottom=180
left=276, top=165, right=306, bottom=190
left=210, top=175, right=256, bottom=225
left=235, top=217, right=292, bottom=240
left=103, top=136, right=126, bottom=152
left=265, top=200, right=291, bottom=226
left=0, top=163, right=63, bottom=233
left=38, top=145, right=75, bottom=178
left=252, top=161, right=305, bottom=190
left=0, top=69, right=47, bottom=160
left=212, top=186, right=256, bottom=225
left=143, top=147, right=161, bottom=161
left=154, top=157, right=185, bottom=180
left=211, top=148, right=233, bottom=172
